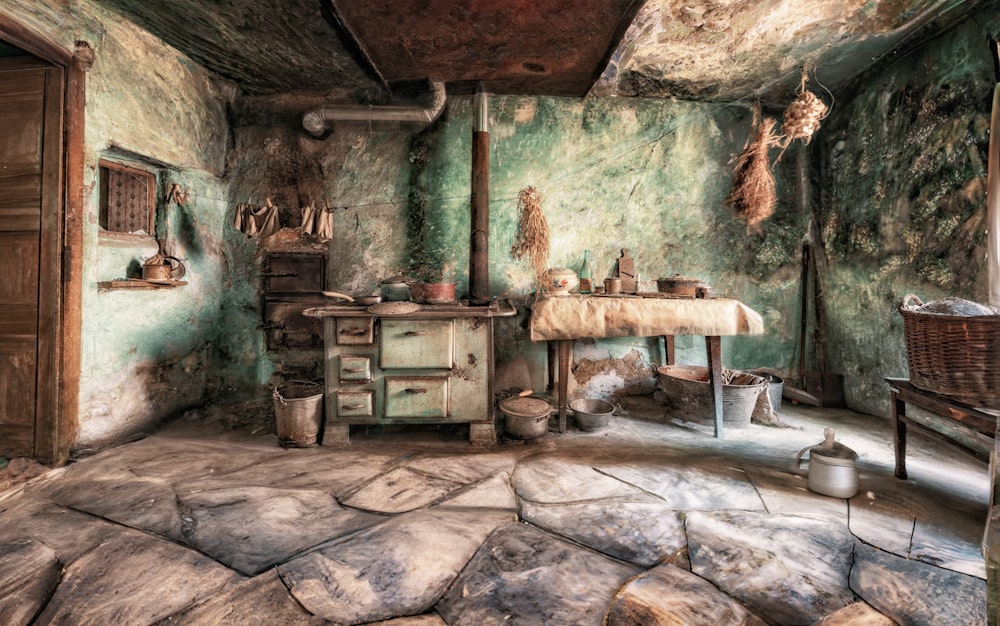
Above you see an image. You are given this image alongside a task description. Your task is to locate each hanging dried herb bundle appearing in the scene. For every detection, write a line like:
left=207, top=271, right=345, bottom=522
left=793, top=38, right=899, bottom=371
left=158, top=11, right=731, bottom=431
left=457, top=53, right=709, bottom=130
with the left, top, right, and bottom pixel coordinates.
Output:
left=510, top=185, right=550, bottom=286
left=776, top=67, right=830, bottom=159
left=781, top=91, right=828, bottom=144
left=725, top=102, right=780, bottom=230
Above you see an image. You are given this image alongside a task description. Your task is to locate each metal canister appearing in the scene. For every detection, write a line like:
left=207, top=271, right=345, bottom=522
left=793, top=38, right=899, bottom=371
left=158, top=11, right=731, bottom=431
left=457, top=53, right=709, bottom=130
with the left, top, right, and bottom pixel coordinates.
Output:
left=796, top=428, right=859, bottom=498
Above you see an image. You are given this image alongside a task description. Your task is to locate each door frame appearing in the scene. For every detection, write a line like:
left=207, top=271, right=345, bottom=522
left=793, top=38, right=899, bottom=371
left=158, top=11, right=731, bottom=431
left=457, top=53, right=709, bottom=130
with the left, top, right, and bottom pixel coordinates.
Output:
left=0, top=17, right=90, bottom=465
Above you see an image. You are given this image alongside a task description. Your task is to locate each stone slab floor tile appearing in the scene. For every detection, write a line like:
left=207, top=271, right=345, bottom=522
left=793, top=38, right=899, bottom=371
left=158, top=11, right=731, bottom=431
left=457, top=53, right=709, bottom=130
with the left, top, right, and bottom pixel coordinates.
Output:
left=179, top=448, right=400, bottom=496
left=38, top=466, right=186, bottom=541
left=744, top=466, right=848, bottom=523
left=597, top=461, right=765, bottom=511
left=0, top=499, right=125, bottom=567
left=437, top=471, right=518, bottom=510
left=279, top=508, right=514, bottom=624
left=851, top=541, right=987, bottom=626
left=436, top=522, right=642, bottom=626
left=73, top=434, right=271, bottom=483
left=910, top=514, right=987, bottom=579
left=0, top=538, right=61, bottom=626
left=155, top=568, right=329, bottom=625
left=605, top=563, right=767, bottom=626
left=340, top=466, right=465, bottom=513
left=178, top=485, right=382, bottom=575
left=521, top=498, right=687, bottom=567
left=363, top=615, right=447, bottom=625
left=813, top=601, right=896, bottom=625
left=849, top=485, right=917, bottom=557
left=33, top=526, right=244, bottom=625
left=512, top=455, right=658, bottom=504
left=403, top=450, right=519, bottom=484
left=686, top=510, right=856, bottom=624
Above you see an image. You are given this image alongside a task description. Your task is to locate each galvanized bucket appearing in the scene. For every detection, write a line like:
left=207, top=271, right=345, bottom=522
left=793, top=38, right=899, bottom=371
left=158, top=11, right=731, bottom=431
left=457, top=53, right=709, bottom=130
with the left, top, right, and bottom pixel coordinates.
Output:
left=273, top=381, right=323, bottom=448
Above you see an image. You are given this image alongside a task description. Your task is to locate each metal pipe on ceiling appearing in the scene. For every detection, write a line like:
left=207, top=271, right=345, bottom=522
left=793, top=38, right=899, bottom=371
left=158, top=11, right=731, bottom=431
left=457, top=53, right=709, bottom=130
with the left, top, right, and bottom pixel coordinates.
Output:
left=301, top=79, right=446, bottom=138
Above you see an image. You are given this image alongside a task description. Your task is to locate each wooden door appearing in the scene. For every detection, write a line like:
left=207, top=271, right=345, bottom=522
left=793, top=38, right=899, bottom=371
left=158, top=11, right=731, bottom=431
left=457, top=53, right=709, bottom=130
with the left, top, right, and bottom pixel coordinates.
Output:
left=0, top=58, right=63, bottom=458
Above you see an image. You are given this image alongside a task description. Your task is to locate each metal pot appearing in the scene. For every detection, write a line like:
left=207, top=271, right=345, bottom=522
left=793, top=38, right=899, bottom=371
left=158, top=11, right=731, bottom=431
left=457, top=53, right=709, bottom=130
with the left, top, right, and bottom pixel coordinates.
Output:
left=407, top=281, right=457, bottom=304
left=656, top=274, right=702, bottom=297
left=500, top=396, right=551, bottom=439
left=570, top=398, right=615, bottom=431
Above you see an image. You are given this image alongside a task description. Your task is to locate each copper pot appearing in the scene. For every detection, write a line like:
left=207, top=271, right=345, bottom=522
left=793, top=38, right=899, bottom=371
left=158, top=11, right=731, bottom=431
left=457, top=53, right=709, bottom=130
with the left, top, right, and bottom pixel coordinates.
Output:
left=656, top=274, right=701, bottom=297
left=407, top=281, right=457, bottom=304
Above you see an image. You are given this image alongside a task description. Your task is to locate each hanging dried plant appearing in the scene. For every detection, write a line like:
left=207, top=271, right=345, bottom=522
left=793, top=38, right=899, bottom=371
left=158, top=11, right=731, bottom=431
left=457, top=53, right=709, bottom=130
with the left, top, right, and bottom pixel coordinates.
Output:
left=510, top=185, right=550, bottom=287
left=776, top=67, right=831, bottom=160
left=725, top=102, right=780, bottom=231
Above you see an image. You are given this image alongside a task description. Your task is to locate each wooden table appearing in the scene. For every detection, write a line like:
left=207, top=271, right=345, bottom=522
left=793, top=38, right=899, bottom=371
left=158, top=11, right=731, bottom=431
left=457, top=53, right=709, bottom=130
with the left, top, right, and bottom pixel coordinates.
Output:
left=886, top=377, right=996, bottom=479
left=530, top=295, right=765, bottom=438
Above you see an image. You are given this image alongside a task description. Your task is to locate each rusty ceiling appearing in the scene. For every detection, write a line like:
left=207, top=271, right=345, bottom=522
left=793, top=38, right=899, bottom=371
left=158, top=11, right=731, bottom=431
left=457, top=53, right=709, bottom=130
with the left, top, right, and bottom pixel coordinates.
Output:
left=89, top=0, right=986, bottom=107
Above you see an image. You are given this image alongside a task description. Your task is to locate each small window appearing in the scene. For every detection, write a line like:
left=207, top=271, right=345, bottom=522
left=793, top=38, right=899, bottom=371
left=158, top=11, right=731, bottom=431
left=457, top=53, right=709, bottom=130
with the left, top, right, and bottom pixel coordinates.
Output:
left=99, top=160, right=156, bottom=236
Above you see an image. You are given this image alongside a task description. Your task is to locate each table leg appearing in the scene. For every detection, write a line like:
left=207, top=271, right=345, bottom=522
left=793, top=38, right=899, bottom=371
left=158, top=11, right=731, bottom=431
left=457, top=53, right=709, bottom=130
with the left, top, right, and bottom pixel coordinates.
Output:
left=547, top=341, right=556, bottom=394
left=706, top=336, right=723, bottom=439
left=664, top=335, right=675, bottom=365
left=557, top=340, right=570, bottom=433
left=891, top=389, right=908, bottom=479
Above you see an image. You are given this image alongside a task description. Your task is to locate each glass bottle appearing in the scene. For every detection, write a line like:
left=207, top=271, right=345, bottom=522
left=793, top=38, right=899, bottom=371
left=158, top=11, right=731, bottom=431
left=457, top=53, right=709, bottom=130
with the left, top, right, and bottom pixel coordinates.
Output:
left=578, top=249, right=593, bottom=294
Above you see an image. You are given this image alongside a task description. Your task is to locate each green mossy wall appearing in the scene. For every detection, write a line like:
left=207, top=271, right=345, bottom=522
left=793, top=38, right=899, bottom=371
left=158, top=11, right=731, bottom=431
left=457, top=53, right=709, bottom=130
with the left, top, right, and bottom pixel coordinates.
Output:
left=15, top=0, right=994, bottom=450
left=817, top=12, right=1000, bottom=415
left=4, top=1, right=239, bottom=450
left=227, top=95, right=811, bottom=398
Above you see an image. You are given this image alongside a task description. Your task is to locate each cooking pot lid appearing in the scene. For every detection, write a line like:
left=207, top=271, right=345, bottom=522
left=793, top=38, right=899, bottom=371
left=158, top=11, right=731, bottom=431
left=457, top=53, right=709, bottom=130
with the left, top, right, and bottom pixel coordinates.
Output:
left=797, top=427, right=857, bottom=462
left=500, top=396, right=551, bottom=417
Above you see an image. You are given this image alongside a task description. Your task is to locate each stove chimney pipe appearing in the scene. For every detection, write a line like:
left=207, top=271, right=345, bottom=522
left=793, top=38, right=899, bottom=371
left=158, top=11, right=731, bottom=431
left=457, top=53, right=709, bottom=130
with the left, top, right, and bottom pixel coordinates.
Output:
left=469, top=84, right=490, bottom=304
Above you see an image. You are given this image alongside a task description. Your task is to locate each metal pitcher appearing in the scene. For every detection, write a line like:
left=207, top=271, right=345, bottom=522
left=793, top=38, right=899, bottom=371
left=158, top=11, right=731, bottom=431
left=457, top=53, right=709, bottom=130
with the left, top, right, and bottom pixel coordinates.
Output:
left=796, top=428, right=859, bottom=498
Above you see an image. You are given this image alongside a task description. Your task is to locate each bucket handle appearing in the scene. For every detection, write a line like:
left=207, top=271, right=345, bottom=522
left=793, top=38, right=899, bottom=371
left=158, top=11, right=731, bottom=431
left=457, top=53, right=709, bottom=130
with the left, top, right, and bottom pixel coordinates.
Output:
left=273, top=379, right=323, bottom=406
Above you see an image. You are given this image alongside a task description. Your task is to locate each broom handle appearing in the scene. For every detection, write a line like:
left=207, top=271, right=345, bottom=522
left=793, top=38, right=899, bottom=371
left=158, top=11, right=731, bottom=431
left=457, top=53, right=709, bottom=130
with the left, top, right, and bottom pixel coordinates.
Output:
left=799, top=242, right=810, bottom=384
left=988, top=70, right=1000, bottom=308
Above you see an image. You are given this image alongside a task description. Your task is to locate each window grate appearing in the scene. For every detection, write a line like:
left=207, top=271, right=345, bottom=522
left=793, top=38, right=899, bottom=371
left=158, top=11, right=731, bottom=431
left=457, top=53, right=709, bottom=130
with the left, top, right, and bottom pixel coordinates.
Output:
left=99, top=160, right=156, bottom=236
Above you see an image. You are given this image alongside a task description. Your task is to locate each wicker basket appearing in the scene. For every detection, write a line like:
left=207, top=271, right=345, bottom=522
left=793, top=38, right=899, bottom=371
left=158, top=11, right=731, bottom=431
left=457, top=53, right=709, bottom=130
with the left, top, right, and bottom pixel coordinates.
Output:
left=899, top=294, right=1000, bottom=408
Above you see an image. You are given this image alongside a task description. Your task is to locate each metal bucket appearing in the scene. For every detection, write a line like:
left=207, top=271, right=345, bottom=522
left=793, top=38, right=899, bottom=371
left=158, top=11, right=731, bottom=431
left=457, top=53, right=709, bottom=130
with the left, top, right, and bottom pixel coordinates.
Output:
left=657, top=366, right=766, bottom=429
left=273, top=381, right=323, bottom=448
left=745, top=370, right=783, bottom=412
left=500, top=396, right=551, bottom=439
left=570, top=398, right=614, bottom=431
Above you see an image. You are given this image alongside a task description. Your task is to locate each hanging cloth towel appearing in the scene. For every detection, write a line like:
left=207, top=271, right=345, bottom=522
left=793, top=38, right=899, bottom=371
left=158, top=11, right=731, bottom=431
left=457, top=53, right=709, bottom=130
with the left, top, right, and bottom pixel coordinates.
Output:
left=233, top=201, right=281, bottom=239
left=300, top=202, right=318, bottom=236
left=315, top=205, right=335, bottom=241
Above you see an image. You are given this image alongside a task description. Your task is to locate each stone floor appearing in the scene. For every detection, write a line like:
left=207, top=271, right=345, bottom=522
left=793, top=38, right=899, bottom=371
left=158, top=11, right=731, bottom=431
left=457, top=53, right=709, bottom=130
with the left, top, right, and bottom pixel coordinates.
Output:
left=0, top=395, right=990, bottom=625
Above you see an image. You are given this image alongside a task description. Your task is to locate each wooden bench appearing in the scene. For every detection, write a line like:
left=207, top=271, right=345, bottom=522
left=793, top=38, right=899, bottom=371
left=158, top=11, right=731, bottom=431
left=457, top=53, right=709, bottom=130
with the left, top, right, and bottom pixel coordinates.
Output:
left=886, top=377, right=996, bottom=479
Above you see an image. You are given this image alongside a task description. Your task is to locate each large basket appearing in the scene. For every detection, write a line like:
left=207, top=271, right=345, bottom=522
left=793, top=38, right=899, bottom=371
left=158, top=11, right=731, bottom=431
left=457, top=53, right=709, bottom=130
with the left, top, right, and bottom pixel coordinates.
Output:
left=899, top=294, right=1000, bottom=408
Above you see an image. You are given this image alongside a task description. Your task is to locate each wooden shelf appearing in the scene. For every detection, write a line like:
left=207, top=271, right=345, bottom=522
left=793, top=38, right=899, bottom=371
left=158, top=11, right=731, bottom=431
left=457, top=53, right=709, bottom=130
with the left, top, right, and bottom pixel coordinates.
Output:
left=98, top=279, right=188, bottom=291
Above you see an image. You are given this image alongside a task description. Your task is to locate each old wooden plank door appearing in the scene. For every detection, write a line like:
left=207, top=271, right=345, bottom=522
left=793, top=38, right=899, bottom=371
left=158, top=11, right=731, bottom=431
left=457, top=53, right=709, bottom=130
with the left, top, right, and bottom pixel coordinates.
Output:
left=0, top=57, right=63, bottom=458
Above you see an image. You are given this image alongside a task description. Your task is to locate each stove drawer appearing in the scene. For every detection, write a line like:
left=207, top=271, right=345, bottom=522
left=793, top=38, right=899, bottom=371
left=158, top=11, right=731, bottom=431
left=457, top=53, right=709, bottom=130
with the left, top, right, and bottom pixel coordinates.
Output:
left=338, top=354, right=373, bottom=382
left=380, top=320, right=453, bottom=369
left=384, top=376, right=449, bottom=419
left=335, top=317, right=375, bottom=345
left=335, top=390, right=375, bottom=419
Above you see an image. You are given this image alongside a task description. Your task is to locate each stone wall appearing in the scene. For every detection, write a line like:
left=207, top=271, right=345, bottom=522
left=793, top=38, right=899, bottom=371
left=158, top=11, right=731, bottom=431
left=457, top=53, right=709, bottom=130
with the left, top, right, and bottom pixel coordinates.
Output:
left=3, top=0, right=238, bottom=450
left=817, top=12, right=1000, bottom=414
left=226, top=94, right=810, bottom=399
